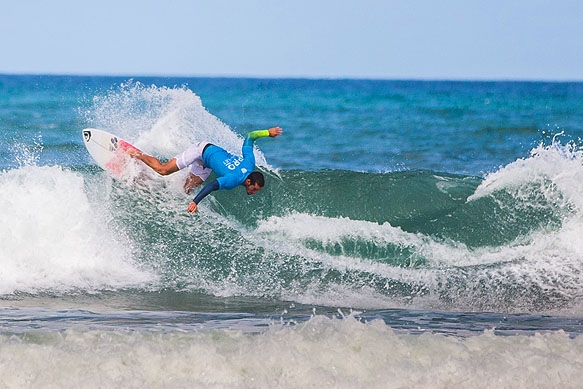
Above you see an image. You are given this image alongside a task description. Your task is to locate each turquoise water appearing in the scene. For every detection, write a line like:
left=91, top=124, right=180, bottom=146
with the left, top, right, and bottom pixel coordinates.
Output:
left=2, top=75, right=583, bottom=387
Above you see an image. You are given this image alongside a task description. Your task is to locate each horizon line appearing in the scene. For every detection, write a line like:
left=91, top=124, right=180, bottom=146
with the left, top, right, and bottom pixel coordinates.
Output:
left=1, top=71, right=582, bottom=83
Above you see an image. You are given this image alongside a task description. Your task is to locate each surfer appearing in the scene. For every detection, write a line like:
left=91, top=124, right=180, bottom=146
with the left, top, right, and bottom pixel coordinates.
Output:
left=125, top=127, right=283, bottom=213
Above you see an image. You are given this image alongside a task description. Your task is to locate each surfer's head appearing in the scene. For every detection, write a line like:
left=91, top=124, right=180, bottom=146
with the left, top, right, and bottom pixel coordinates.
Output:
left=244, top=172, right=265, bottom=195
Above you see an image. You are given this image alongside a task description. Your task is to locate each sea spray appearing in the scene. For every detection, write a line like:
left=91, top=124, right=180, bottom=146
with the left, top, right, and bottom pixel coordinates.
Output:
left=84, top=80, right=271, bottom=168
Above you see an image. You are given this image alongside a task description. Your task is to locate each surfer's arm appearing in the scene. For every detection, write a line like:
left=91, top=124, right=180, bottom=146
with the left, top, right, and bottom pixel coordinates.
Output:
left=243, top=127, right=283, bottom=147
left=188, top=180, right=220, bottom=213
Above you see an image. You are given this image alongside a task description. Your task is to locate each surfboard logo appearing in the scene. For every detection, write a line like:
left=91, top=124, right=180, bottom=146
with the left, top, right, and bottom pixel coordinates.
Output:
left=83, top=131, right=91, bottom=142
left=110, top=136, right=118, bottom=152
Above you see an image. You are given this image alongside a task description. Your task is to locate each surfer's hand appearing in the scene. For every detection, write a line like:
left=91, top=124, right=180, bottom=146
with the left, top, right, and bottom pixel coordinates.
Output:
left=184, top=173, right=204, bottom=194
left=268, top=127, right=283, bottom=137
left=187, top=201, right=198, bottom=213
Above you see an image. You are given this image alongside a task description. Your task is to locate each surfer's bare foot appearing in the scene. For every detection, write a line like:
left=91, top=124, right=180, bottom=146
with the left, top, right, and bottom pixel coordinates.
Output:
left=118, top=140, right=141, bottom=157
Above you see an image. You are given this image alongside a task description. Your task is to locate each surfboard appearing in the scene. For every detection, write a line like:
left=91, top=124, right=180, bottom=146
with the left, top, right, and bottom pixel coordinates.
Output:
left=82, top=128, right=141, bottom=178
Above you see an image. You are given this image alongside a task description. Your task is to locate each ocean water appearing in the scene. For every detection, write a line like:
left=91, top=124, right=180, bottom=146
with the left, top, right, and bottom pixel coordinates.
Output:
left=1, top=75, right=583, bottom=387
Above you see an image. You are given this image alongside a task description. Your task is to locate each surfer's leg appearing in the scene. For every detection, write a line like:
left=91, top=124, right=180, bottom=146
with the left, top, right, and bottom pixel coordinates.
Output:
left=135, top=154, right=180, bottom=176
left=173, top=142, right=212, bottom=192
left=119, top=141, right=179, bottom=176
left=183, top=162, right=211, bottom=193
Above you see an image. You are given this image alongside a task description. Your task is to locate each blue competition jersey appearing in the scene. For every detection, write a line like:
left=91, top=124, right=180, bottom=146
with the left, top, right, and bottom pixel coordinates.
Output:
left=192, top=130, right=270, bottom=205
left=202, top=143, right=255, bottom=189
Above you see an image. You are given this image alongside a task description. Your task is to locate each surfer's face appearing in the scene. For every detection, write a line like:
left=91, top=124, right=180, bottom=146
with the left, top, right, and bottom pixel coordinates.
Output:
left=245, top=181, right=263, bottom=195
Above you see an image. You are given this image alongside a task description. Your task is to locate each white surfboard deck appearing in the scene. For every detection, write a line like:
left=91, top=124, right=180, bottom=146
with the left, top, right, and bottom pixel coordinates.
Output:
left=82, top=128, right=142, bottom=178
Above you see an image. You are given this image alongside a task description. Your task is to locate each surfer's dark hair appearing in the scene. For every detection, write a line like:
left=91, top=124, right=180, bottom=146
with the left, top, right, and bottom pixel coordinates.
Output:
left=248, top=171, right=265, bottom=187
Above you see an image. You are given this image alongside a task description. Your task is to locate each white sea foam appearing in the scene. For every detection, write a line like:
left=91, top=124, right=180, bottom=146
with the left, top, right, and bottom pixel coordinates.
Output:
left=0, top=165, right=155, bottom=294
left=469, top=141, right=583, bottom=211
left=252, top=204, right=583, bottom=312
left=254, top=212, right=528, bottom=269
left=0, top=315, right=581, bottom=388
